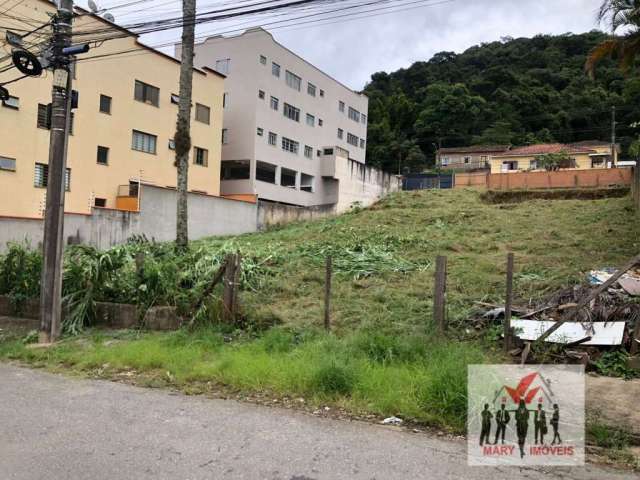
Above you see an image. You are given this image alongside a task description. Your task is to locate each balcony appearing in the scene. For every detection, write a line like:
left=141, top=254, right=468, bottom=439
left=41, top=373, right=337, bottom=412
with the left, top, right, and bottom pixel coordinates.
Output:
left=115, top=184, right=139, bottom=211
left=319, top=146, right=350, bottom=178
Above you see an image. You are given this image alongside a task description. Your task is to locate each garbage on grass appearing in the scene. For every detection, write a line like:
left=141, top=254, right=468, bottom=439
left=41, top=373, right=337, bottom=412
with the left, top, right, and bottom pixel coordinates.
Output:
left=381, top=416, right=403, bottom=425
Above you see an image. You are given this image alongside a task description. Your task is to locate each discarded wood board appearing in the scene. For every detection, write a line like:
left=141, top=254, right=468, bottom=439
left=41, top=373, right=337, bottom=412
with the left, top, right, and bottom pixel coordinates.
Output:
left=511, top=319, right=625, bottom=345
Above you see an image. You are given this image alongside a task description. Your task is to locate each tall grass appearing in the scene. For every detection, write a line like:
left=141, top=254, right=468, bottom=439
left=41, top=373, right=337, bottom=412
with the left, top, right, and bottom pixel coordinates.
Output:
left=0, top=326, right=489, bottom=432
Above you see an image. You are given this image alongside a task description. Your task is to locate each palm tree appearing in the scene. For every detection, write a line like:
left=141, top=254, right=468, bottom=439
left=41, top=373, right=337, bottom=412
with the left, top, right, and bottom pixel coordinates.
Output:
left=586, top=0, right=640, bottom=76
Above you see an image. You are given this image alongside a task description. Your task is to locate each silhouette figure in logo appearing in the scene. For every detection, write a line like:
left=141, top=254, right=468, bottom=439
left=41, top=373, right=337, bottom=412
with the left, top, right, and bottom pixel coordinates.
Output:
left=493, top=403, right=510, bottom=444
left=550, top=404, right=562, bottom=445
left=479, top=403, right=493, bottom=446
left=515, top=399, right=530, bottom=458
left=534, top=403, right=547, bottom=444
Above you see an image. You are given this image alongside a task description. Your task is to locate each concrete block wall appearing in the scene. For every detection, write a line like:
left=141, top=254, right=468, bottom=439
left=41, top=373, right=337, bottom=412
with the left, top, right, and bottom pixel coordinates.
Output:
left=334, top=158, right=401, bottom=213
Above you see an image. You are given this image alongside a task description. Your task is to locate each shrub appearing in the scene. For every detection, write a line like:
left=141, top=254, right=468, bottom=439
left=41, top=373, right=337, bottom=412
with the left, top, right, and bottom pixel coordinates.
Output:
left=310, top=360, right=356, bottom=396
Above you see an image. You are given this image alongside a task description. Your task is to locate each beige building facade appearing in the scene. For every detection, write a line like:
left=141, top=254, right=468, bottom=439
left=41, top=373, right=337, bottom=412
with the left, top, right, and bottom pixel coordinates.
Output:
left=0, top=0, right=225, bottom=219
left=437, top=145, right=509, bottom=170
left=489, top=142, right=619, bottom=174
left=179, top=28, right=370, bottom=208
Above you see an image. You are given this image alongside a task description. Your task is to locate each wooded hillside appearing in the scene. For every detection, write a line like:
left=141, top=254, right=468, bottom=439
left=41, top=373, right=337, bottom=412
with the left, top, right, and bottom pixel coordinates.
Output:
left=364, top=31, right=640, bottom=172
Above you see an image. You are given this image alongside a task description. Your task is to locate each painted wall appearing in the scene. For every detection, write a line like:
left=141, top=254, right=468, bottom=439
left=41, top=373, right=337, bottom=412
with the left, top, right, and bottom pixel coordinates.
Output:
left=490, top=146, right=616, bottom=174
left=0, top=0, right=224, bottom=218
left=0, top=185, right=256, bottom=252
left=257, top=201, right=335, bottom=229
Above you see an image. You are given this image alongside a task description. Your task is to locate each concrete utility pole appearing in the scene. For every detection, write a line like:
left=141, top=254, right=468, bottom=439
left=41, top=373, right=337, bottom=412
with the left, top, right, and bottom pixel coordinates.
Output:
left=610, top=105, right=616, bottom=168
left=39, top=0, right=74, bottom=343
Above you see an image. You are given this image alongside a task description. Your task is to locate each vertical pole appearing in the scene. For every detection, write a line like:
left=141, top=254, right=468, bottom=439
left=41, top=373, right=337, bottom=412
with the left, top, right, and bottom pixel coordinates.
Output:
left=433, top=255, right=447, bottom=333
left=631, top=319, right=640, bottom=356
left=324, top=255, right=332, bottom=332
left=231, top=253, right=241, bottom=322
left=222, top=253, right=234, bottom=323
left=39, top=0, right=73, bottom=343
left=504, top=252, right=514, bottom=352
left=610, top=105, right=616, bottom=168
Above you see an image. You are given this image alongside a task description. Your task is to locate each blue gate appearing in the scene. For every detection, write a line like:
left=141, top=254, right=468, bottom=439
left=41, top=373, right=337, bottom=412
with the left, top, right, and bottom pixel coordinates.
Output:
left=403, top=173, right=454, bottom=190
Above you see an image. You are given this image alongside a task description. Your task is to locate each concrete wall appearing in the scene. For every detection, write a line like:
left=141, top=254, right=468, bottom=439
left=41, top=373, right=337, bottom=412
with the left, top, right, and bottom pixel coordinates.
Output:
left=257, top=201, right=335, bottom=229
left=454, top=172, right=488, bottom=188
left=138, top=185, right=257, bottom=242
left=0, top=185, right=256, bottom=252
left=334, top=157, right=401, bottom=212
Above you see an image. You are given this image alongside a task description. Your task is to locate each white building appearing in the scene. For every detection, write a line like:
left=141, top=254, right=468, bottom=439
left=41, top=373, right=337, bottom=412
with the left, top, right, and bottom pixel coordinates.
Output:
left=177, top=27, right=371, bottom=208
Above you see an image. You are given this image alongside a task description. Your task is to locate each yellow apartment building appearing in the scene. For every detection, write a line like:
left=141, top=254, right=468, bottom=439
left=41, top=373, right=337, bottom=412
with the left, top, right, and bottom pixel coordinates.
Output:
left=0, top=0, right=225, bottom=218
left=489, top=141, right=619, bottom=174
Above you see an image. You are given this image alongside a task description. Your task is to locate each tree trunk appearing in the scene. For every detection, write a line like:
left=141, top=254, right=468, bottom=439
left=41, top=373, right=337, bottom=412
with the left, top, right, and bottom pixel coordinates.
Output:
left=175, top=0, right=196, bottom=251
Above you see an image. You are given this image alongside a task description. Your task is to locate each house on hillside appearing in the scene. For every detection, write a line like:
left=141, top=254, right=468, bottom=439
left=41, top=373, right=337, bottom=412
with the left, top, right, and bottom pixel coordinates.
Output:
left=436, top=145, right=510, bottom=170
left=489, top=142, right=619, bottom=174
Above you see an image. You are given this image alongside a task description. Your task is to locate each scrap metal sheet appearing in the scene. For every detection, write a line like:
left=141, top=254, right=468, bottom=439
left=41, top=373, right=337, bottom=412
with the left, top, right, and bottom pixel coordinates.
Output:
left=511, top=319, right=625, bottom=345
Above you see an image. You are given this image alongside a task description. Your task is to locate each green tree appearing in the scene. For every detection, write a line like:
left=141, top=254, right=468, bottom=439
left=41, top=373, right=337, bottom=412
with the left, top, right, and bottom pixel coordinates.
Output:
left=586, top=0, right=640, bottom=76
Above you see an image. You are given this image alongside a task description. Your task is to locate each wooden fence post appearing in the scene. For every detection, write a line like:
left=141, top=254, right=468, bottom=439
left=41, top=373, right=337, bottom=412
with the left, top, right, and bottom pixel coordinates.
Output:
left=631, top=318, right=640, bottom=356
left=324, top=255, right=332, bottom=331
left=433, top=255, right=447, bottom=333
left=504, top=252, right=514, bottom=352
left=231, top=253, right=241, bottom=322
left=222, top=253, right=235, bottom=323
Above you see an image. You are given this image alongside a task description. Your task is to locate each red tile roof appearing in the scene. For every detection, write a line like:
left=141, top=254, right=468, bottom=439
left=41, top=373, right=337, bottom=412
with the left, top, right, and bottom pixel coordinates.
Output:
left=438, top=145, right=510, bottom=154
left=498, top=143, right=596, bottom=156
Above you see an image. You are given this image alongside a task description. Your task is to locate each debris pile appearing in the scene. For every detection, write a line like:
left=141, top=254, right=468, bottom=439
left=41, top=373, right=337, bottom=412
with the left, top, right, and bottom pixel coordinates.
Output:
left=476, top=264, right=640, bottom=372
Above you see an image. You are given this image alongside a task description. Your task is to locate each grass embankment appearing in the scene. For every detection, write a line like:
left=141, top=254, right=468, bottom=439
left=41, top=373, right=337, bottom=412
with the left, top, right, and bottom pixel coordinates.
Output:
left=1, top=189, right=639, bottom=433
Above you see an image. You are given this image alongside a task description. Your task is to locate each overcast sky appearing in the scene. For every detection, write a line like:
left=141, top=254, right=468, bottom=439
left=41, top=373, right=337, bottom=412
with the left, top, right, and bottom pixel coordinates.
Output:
left=103, top=0, right=607, bottom=91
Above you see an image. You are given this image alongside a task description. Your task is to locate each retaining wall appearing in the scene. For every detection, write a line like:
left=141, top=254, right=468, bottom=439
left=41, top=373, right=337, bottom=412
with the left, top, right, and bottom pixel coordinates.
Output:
left=487, top=168, right=631, bottom=190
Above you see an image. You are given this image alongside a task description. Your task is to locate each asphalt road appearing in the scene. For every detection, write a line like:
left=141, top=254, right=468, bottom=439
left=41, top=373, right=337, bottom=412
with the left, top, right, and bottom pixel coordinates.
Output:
left=0, top=363, right=635, bottom=480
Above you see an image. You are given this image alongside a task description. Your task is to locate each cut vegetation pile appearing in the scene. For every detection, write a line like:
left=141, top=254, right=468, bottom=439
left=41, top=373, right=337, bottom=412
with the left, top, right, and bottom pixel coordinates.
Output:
left=1, top=189, right=639, bottom=434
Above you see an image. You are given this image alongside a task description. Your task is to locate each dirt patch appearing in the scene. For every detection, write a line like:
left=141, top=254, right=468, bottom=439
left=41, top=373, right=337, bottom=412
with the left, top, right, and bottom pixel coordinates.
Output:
left=481, top=186, right=630, bottom=204
left=587, top=374, right=640, bottom=440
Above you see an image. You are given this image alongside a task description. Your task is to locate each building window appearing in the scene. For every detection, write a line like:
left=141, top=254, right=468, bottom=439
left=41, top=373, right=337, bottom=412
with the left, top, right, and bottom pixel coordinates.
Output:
left=306, top=113, right=315, bottom=127
left=0, top=156, right=16, bottom=171
left=195, top=103, right=210, bottom=124
left=283, top=103, right=300, bottom=122
left=270, top=96, right=279, bottom=111
left=272, top=62, right=280, bottom=77
left=318, top=119, right=323, bottom=127
left=222, top=128, right=229, bottom=144
left=280, top=168, right=296, bottom=188
left=168, top=139, right=176, bottom=150
left=529, top=159, right=539, bottom=170
left=132, top=130, right=157, bottom=154
left=256, top=161, right=276, bottom=183
left=94, top=198, right=107, bottom=208
left=338, top=101, right=345, bottom=113
left=361, top=114, right=367, bottom=124
left=134, top=80, right=159, bottom=107
left=281, top=136, right=299, bottom=154
left=98, top=95, right=111, bottom=115
left=300, top=173, right=314, bottom=192
left=347, top=132, right=359, bottom=147
left=259, top=54, right=267, bottom=65
left=221, top=160, right=250, bottom=180
left=37, top=103, right=50, bottom=129
left=359, top=139, right=365, bottom=149
left=337, top=128, right=343, bottom=139
left=285, top=70, right=301, bottom=91
left=170, top=93, right=180, bottom=105
left=34, top=163, right=70, bottom=191
left=2, top=95, right=19, bottom=109
left=463, top=156, right=471, bottom=164
left=97, top=146, right=109, bottom=165
left=268, top=131, right=277, bottom=146
left=257, top=127, right=264, bottom=136
left=441, top=157, right=449, bottom=166
left=223, top=92, right=229, bottom=108
left=193, top=146, right=208, bottom=166
left=215, top=58, right=230, bottom=75
left=258, top=90, right=265, bottom=100
left=99, top=94, right=111, bottom=114
left=348, top=107, right=360, bottom=122
left=307, top=82, right=316, bottom=97
left=304, top=145, right=313, bottom=158
left=319, top=89, right=324, bottom=97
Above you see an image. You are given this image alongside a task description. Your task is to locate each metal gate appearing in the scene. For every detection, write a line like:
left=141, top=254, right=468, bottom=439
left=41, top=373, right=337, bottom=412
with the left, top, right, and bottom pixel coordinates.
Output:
left=402, top=173, right=454, bottom=190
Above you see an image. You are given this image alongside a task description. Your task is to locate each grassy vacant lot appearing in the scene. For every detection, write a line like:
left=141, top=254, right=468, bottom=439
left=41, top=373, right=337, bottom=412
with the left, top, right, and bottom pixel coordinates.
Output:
left=1, top=189, right=639, bottom=434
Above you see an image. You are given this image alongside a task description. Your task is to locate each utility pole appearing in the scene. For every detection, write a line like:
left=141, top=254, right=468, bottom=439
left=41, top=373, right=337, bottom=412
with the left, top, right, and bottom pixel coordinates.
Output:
left=610, top=105, right=616, bottom=168
left=39, top=0, right=74, bottom=343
